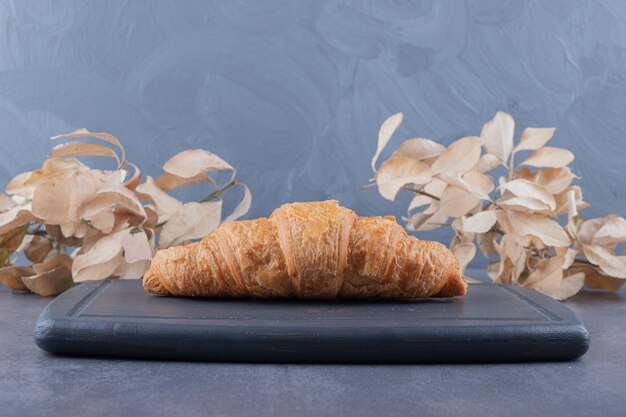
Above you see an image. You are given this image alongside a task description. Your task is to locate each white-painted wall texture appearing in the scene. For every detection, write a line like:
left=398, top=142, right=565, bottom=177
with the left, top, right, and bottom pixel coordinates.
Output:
left=0, top=1, right=625, bottom=266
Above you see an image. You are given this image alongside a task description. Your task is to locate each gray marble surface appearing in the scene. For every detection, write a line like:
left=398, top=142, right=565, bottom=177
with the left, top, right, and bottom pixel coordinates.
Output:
left=1, top=272, right=625, bottom=417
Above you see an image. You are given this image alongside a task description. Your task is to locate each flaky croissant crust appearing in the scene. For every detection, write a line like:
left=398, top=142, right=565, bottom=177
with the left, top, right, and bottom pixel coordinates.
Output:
left=144, top=200, right=467, bottom=298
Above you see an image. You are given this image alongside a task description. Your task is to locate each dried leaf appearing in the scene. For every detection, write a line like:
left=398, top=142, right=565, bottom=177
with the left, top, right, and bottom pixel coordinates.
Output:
left=408, top=194, right=431, bottom=212
left=0, top=194, right=15, bottom=211
left=24, top=158, right=87, bottom=189
left=441, top=186, right=481, bottom=217
left=81, top=186, right=147, bottom=222
left=164, top=149, right=234, bottom=179
left=21, top=265, right=73, bottom=296
left=582, top=245, right=626, bottom=279
left=505, top=210, right=571, bottom=247
left=407, top=179, right=447, bottom=212
left=440, top=172, right=493, bottom=217
left=223, top=183, right=252, bottom=223
left=591, top=215, right=626, bottom=247
left=409, top=197, right=439, bottom=215
left=500, top=196, right=553, bottom=212
left=6, top=172, right=35, bottom=198
left=541, top=272, right=585, bottom=300
left=83, top=209, right=116, bottom=234
left=52, top=129, right=125, bottom=167
left=491, top=258, right=514, bottom=284
left=536, top=167, right=577, bottom=195
left=552, top=186, right=588, bottom=217
left=405, top=210, right=448, bottom=232
left=496, top=209, right=531, bottom=246
left=61, top=222, right=90, bottom=239
left=45, top=225, right=82, bottom=247
left=487, top=261, right=503, bottom=282
left=159, top=200, right=222, bottom=248
left=576, top=219, right=604, bottom=245
left=144, top=207, right=158, bottom=229
left=496, top=234, right=528, bottom=284
left=451, top=217, right=472, bottom=239
left=437, top=171, right=493, bottom=200
left=524, top=256, right=565, bottom=289
left=72, top=230, right=127, bottom=282
left=111, top=208, right=145, bottom=232
left=73, top=256, right=122, bottom=283
left=462, top=210, right=497, bottom=233
left=50, top=141, right=120, bottom=165
left=24, top=236, right=53, bottom=263
left=0, top=204, right=35, bottom=233
left=574, top=265, right=626, bottom=292
left=113, top=259, right=151, bottom=279
left=431, top=136, right=483, bottom=175
left=76, top=228, right=105, bottom=254
left=0, top=225, right=28, bottom=253
left=390, top=138, right=445, bottom=161
left=565, top=189, right=580, bottom=243
left=375, top=158, right=432, bottom=201
left=0, top=266, right=33, bottom=291
left=33, top=253, right=73, bottom=275
left=451, top=242, right=475, bottom=274
left=481, top=111, right=514, bottom=165
left=372, top=112, right=403, bottom=172
left=122, top=162, right=142, bottom=190
left=154, top=172, right=214, bottom=191
left=558, top=247, right=579, bottom=269
left=521, top=147, right=574, bottom=168
left=121, top=230, right=153, bottom=264
left=474, top=154, right=501, bottom=173
left=423, top=200, right=441, bottom=215
left=477, top=231, right=498, bottom=255
left=513, top=127, right=556, bottom=153
left=501, top=179, right=556, bottom=211
left=31, top=178, right=73, bottom=224
left=136, top=176, right=183, bottom=220
left=32, top=170, right=122, bottom=229
left=516, top=166, right=578, bottom=196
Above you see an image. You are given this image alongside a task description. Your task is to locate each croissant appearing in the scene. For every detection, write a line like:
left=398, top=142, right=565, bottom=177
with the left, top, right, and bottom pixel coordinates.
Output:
left=144, top=200, right=466, bottom=298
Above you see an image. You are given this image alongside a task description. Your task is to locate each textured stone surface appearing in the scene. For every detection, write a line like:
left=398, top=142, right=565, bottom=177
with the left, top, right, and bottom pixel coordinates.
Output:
left=1, top=1, right=625, bottom=268
left=1, top=269, right=625, bottom=417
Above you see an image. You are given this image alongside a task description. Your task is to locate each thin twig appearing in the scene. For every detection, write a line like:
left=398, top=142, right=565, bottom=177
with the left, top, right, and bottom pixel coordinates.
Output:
left=200, top=179, right=236, bottom=203
left=402, top=186, right=440, bottom=201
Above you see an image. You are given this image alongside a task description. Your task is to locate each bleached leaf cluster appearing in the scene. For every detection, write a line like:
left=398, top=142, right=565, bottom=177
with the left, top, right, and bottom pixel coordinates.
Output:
left=372, top=112, right=625, bottom=300
left=0, top=130, right=250, bottom=296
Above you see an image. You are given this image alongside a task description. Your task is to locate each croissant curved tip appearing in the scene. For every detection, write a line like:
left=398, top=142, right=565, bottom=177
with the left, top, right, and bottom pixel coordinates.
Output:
left=143, top=268, right=170, bottom=296
left=435, top=265, right=468, bottom=297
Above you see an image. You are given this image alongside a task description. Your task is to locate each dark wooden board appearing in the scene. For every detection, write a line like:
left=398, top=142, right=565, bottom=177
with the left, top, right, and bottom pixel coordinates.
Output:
left=34, top=280, right=590, bottom=363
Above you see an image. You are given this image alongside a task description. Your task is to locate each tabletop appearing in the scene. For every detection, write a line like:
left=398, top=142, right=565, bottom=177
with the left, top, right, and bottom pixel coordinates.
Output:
left=2, top=272, right=625, bottom=417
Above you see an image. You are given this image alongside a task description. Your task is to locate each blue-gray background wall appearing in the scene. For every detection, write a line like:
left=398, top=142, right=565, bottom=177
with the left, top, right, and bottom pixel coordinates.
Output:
left=1, top=0, right=625, bottom=260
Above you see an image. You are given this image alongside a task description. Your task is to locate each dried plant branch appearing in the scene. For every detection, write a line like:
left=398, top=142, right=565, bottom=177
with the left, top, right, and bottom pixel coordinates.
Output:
left=0, top=129, right=251, bottom=296
left=370, top=111, right=626, bottom=300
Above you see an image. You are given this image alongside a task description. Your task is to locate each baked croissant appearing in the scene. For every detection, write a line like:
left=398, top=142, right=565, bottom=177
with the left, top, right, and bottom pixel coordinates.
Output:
left=144, top=200, right=466, bottom=298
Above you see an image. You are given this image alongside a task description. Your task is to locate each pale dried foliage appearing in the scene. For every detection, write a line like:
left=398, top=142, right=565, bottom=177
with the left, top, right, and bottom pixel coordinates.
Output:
left=0, top=129, right=250, bottom=296
left=372, top=111, right=626, bottom=300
